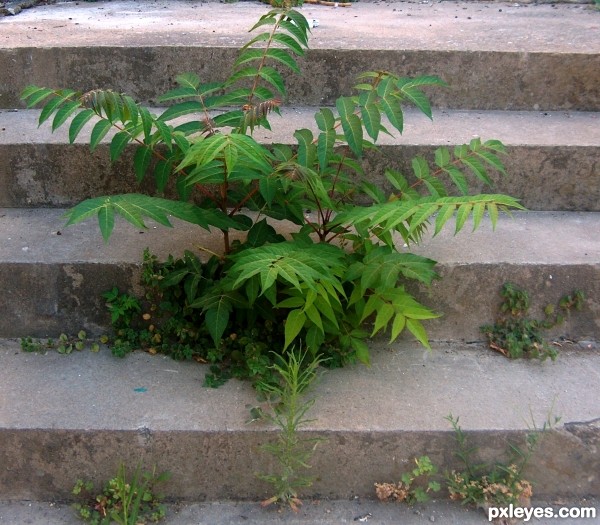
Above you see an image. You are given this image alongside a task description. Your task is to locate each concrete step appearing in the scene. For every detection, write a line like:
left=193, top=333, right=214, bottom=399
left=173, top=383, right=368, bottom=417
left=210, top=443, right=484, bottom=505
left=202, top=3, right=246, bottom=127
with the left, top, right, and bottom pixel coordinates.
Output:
left=0, top=208, right=598, bottom=340
left=1, top=1, right=598, bottom=111
left=1, top=498, right=599, bottom=525
left=2, top=107, right=599, bottom=211
left=1, top=338, right=599, bottom=502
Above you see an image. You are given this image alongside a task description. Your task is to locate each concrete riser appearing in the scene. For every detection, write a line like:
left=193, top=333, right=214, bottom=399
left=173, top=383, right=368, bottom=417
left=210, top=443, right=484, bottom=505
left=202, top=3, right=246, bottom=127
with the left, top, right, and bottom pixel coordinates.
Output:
left=2, top=260, right=598, bottom=341
left=1, top=427, right=598, bottom=501
left=1, top=143, right=599, bottom=211
left=2, top=47, right=599, bottom=111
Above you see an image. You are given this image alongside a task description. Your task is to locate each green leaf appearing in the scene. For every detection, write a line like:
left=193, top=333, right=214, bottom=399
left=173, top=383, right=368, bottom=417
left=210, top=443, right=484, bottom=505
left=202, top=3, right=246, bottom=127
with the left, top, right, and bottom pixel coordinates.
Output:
left=158, top=101, right=205, bottom=122
left=23, top=87, right=55, bottom=108
left=294, top=128, right=315, bottom=167
left=89, top=119, right=112, bottom=151
left=390, top=313, right=406, bottom=342
left=248, top=13, right=277, bottom=32
left=68, top=109, right=95, bottom=143
left=284, top=309, right=306, bottom=350
left=472, top=202, right=486, bottom=231
left=406, top=318, right=430, bottom=349
left=259, top=177, right=278, bottom=205
left=245, top=275, right=261, bottom=306
left=304, top=304, right=324, bottom=332
left=306, top=325, right=325, bottom=353
left=139, top=107, right=154, bottom=141
left=277, top=296, right=306, bottom=309
left=205, top=299, right=232, bottom=346
left=172, top=132, right=190, bottom=154
left=379, top=92, right=404, bottom=134
left=351, top=337, right=371, bottom=365
left=336, top=97, right=363, bottom=157
left=225, top=66, right=260, bottom=87
left=445, top=166, right=468, bottom=195
left=122, top=96, right=140, bottom=126
left=384, top=169, right=409, bottom=192
left=178, top=134, right=226, bottom=170
left=153, top=119, right=173, bottom=149
left=360, top=100, right=381, bottom=141
left=411, top=157, right=429, bottom=179
left=154, top=160, right=172, bottom=193
left=246, top=218, right=280, bottom=248
left=97, top=205, right=115, bottom=242
left=133, top=146, right=152, bottom=183
left=422, top=175, right=447, bottom=197
left=372, top=303, right=395, bottom=336
left=175, top=72, right=201, bottom=89
left=408, top=204, right=438, bottom=235
left=475, top=149, right=507, bottom=175
left=400, top=86, right=433, bottom=119
left=317, top=129, right=335, bottom=173
left=279, top=19, right=309, bottom=48
left=315, top=107, right=335, bottom=132
left=434, top=204, right=456, bottom=236
left=64, top=194, right=240, bottom=242
left=455, top=203, right=473, bottom=233
left=434, top=147, right=451, bottom=168
left=271, top=33, right=304, bottom=55
left=462, top=155, right=492, bottom=186
left=258, top=66, right=286, bottom=96
left=487, top=202, right=499, bottom=229
left=483, top=139, right=506, bottom=153
left=157, top=86, right=197, bottom=102
left=160, top=267, right=189, bottom=287
left=51, top=100, right=81, bottom=131
left=109, top=131, right=131, bottom=162
left=237, top=48, right=300, bottom=73
left=38, top=96, right=65, bottom=126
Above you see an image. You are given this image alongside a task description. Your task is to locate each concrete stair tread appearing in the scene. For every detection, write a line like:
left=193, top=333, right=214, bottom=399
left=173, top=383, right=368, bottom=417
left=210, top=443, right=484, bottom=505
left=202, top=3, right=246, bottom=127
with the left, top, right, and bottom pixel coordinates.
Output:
left=3, top=107, right=599, bottom=147
left=1, top=338, right=599, bottom=500
left=1, top=1, right=597, bottom=54
left=2, top=339, right=598, bottom=432
left=0, top=208, right=598, bottom=265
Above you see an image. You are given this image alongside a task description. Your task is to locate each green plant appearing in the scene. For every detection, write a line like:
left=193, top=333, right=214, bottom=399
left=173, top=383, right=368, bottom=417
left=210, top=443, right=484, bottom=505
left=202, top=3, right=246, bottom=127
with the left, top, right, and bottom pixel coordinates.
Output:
left=254, top=348, right=326, bottom=511
left=375, top=455, right=440, bottom=504
left=20, top=330, right=99, bottom=354
left=445, top=413, right=559, bottom=510
left=22, top=7, right=523, bottom=378
left=481, top=283, right=585, bottom=361
left=72, top=463, right=170, bottom=525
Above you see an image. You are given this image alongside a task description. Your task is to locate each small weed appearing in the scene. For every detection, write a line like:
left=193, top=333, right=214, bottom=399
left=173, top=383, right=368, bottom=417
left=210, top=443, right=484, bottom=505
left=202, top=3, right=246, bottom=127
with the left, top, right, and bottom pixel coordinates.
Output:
left=445, top=412, right=559, bottom=511
left=481, top=283, right=585, bottom=361
left=72, top=463, right=170, bottom=525
left=254, top=348, right=326, bottom=512
left=20, top=330, right=99, bottom=354
left=375, top=455, right=440, bottom=504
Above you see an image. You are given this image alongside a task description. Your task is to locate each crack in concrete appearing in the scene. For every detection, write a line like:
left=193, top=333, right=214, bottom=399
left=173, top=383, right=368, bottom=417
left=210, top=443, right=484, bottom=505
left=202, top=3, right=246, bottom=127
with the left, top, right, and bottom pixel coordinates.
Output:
left=563, top=417, right=600, bottom=451
left=565, top=416, right=600, bottom=427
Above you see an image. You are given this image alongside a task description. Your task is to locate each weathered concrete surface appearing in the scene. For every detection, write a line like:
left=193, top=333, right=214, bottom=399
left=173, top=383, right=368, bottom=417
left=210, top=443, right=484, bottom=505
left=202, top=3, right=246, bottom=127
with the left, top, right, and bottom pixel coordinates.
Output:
left=0, top=2, right=598, bottom=110
left=0, top=339, right=598, bottom=501
left=2, top=499, right=598, bottom=525
left=1, top=108, right=599, bottom=210
left=0, top=208, right=598, bottom=339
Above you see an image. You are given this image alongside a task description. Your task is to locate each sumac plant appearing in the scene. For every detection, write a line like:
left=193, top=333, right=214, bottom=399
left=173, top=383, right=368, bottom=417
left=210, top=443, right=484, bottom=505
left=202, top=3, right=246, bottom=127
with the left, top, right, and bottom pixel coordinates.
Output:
left=22, top=7, right=523, bottom=383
